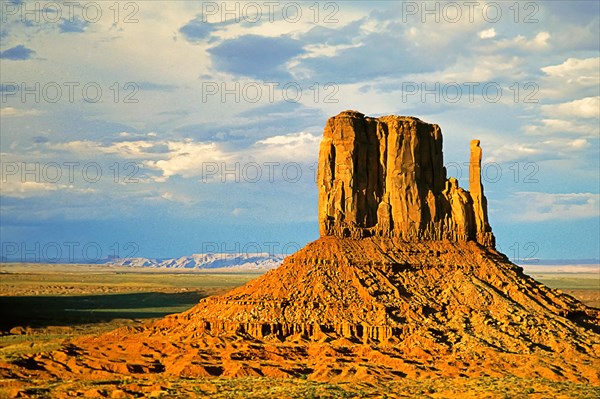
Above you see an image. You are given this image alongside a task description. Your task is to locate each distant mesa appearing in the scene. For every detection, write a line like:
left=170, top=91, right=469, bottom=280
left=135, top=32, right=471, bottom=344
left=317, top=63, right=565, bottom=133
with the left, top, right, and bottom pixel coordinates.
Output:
left=318, top=110, right=493, bottom=246
left=109, top=253, right=283, bottom=271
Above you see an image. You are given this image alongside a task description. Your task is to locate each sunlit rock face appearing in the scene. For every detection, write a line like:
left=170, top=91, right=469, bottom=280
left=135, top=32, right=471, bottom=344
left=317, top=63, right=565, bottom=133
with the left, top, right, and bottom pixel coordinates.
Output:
left=317, top=110, right=494, bottom=247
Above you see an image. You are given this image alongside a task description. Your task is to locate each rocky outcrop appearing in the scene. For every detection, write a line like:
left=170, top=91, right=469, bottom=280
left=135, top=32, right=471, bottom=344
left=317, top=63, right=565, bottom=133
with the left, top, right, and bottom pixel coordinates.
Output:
left=31, top=235, right=596, bottom=386
left=157, top=237, right=597, bottom=352
left=317, top=111, right=494, bottom=246
left=11, top=111, right=599, bottom=389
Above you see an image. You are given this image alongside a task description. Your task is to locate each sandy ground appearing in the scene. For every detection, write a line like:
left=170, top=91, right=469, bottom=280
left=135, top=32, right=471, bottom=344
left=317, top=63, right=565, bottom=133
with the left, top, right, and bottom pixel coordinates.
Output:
left=0, top=262, right=598, bottom=398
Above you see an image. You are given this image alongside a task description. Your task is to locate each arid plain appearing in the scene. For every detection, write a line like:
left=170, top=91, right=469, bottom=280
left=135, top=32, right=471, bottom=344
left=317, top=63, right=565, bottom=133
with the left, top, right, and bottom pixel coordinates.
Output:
left=0, top=261, right=598, bottom=398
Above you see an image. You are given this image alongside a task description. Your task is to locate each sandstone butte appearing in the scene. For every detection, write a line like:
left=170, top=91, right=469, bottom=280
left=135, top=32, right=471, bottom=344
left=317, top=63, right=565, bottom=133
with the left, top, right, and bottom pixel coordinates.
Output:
left=2, top=111, right=599, bottom=394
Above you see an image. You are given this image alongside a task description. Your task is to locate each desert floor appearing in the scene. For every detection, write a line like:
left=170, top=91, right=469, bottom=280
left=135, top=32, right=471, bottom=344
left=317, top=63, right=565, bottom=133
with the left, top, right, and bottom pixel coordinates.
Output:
left=0, top=263, right=598, bottom=398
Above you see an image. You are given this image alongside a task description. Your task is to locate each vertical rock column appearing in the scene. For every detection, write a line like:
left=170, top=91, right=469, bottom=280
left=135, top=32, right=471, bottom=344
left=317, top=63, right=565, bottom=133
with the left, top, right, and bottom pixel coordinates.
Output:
left=317, top=111, right=371, bottom=237
left=469, top=140, right=494, bottom=247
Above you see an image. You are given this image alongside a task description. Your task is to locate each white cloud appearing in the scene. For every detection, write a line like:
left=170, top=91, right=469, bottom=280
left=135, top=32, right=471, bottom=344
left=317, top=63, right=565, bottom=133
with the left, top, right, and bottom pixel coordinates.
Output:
left=0, top=107, right=43, bottom=117
left=485, top=143, right=543, bottom=163
left=486, top=136, right=594, bottom=163
left=509, top=192, right=600, bottom=222
left=394, top=52, right=524, bottom=86
left=542, top=57, right=600, bottom=79
left=479, top=28, right=496, bottom=39
left=570, top=138, right=590, bottom=149
left=541, top=97, right=600, bottom=119
left=302, top=42, right=363, bottom=58
left=160, top=191, right=197, bottom=205
left=145, top=140, right=227, bottom=181
left=1, top=181, right=96, bottom=199
left=533, top=31, right=551, bottom=47
left=542, top=138, right=590, bottom=150
left=254, top=131, right=320, bottom=161
left=523, top=118, right=599, bottom=138
left=495, top=31, right=551, bottom=51
left=49, top=140, right=166, bottom=159
left=539, top=57, right=600, bottom=100
left=524, top=119, right=576, bottom=134
left=44, top=131, right=320, bottom=183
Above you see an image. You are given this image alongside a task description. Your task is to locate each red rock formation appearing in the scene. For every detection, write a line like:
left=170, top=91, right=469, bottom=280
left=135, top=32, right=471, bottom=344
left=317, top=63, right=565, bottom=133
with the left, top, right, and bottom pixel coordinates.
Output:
left=141, top=111, right=597, bottom=358
left=6, top=111, right=599, bottom=391
left=157, top=237, right=596, bottom=353
left=317, top=111, right=494, bottom=246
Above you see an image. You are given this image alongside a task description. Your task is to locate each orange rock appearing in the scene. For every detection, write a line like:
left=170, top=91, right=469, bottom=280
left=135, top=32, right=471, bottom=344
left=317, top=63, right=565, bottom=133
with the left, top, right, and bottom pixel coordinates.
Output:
left=83, top=388, right=104, bottom=398
left=317, top=111, right=494, bottom=246
left=4, top=111, right=599, bottom=390
left=110, top=390, right=130, bottom=399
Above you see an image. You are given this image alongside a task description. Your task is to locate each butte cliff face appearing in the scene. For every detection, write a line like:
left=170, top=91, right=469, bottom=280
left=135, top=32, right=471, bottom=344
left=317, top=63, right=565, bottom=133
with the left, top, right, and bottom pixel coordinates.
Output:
left=8, top=111, right=599, bottom=389
left=317, top=111, right=494, bottom=246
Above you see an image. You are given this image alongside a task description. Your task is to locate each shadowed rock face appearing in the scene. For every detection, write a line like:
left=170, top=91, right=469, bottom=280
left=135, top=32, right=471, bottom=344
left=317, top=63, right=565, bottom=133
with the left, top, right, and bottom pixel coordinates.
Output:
left=317, top=111, right=494, bottom=247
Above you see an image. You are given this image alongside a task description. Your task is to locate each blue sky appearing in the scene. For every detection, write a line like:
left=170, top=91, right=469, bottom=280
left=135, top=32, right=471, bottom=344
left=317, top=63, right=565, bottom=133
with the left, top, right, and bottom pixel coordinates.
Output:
left=0, top=1, right=598, bottom=262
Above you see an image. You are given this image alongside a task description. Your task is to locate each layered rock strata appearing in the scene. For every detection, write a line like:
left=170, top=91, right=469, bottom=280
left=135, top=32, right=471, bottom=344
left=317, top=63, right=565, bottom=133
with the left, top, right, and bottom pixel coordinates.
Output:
left=317, top=111, right=494, bottom=246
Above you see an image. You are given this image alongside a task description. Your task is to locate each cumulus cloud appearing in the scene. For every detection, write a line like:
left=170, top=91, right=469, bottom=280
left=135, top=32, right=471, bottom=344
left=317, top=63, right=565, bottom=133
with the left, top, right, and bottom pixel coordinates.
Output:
left=522, top=117, right=600, bottom=142
left=254, top=132, right=320, bottom=161
left=541, top=97, right=600, bottom=119
left=42, top=131, right=321, bottom=183
left=486, top=143, right=544, bottom=163
left=395, top=54, right=524, bottom=86
left=145, top=140, right=227, bottom=181
left=490, top=32, right=551, bottom=53
left=0, top=107, right=42, bottom=117
left=479, top=28, right=496, bottom=39
left=141, top=132, right=320, bottom=181
left=49, top=140, right=168, bottom=159
left=542, top=57, right=600, bottom=79
left=486, top=136, right=595, bottom=163
left=539, top=57, right=600, bottom=100
left=543, top=138, right=589, bottom=150
left=1, top=181, right=96, bottom=199
left=509, top=192, right=600, bottom=222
